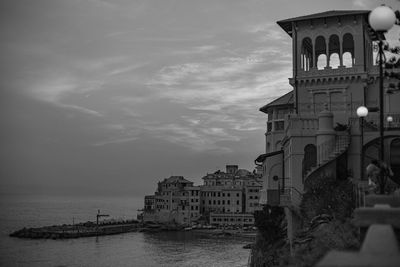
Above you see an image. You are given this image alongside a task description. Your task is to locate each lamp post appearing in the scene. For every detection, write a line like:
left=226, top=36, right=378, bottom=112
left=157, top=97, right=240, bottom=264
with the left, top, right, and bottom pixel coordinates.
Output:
left=368, top=5, right=396, bottom=194
left=357, top=106, right=368, bottom=180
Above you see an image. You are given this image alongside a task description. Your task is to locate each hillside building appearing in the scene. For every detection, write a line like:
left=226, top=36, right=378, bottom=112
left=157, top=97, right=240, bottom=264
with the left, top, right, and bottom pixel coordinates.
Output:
left=256, top=10, right=400, bottom=248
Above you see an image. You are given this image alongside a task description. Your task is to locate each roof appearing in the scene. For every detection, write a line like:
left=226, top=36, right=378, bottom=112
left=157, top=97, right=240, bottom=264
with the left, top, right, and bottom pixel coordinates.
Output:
left=277, top=10, right=382, bottom=41
left=235, top=169, right=252, bottom=177
left=259, top=90, right=294, bottom=114
left=163, top=176, right=192, bottom=184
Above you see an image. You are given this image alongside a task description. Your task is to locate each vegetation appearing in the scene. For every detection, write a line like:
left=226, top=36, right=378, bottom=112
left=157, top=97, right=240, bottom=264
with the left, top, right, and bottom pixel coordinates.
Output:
left=250, top=174, right=359, bottom=267
left=301, top=174, right=354, bottom=223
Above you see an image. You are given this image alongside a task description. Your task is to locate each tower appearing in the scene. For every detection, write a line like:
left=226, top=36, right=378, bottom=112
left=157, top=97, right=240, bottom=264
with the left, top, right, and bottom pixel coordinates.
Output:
left=277, top=10, right=377, bottom=123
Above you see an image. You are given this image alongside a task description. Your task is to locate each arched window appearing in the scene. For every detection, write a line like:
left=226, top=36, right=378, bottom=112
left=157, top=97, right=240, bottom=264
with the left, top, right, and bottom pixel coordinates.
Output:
left=342, top=52, right=353, bottom=67
left=329, top=53, right=340, bottom=68
left=315, top=36, right=327, bottom=70
left=301, top=37, right=313, bottom=71
left=317, top=54, right=327, bottom=70
left=329, top=35, right=340, bottom=68
left=342, top=33, right=354, bottom=67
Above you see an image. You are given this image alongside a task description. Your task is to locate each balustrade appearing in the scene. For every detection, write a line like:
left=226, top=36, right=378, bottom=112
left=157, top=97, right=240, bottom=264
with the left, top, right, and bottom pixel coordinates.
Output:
left=362, top=113, right=400, bottom=132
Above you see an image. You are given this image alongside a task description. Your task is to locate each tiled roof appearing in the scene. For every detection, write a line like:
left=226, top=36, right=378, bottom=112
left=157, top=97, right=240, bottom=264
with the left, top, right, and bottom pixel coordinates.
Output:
left=277, top=10, right=381, bottom=41
left=259, top=90, right=293, bottom=114
left=164, top=176, right=192, bottom=184
left=278, top=10, right=369, bottom=24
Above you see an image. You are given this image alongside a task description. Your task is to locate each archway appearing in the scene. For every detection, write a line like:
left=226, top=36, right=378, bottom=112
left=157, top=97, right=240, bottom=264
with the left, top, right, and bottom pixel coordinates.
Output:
left=315, top=36, right=327, bottom=70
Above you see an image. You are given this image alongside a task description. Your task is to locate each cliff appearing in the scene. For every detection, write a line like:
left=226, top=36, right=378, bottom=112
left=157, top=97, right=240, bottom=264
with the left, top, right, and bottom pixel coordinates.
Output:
left=250, top=175, right=360, bottom=266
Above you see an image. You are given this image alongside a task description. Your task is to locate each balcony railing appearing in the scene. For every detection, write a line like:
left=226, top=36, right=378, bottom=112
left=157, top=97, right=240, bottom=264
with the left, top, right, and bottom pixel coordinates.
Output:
left=285, top=115, right=319, bottom=136
left=317, top=133, right=350, bottom=166
left=297, top=101, right=364, bottom=114
left=296, top=65, right=364, bottom=78
left=362, top=113, right=400, bottom=132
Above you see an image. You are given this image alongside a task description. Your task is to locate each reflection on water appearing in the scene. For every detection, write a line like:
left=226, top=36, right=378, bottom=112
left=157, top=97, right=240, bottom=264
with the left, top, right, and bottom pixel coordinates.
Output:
left=0, top=194, right=250, bottom=267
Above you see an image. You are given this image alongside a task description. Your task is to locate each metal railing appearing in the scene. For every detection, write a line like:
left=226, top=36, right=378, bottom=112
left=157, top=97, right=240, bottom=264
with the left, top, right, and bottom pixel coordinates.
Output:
left=317, top=134, right=350, bottom=165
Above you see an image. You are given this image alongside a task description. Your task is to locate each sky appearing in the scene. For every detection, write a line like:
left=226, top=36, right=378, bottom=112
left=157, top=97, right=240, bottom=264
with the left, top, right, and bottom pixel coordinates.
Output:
left=0, top=0, right=399, bottom=197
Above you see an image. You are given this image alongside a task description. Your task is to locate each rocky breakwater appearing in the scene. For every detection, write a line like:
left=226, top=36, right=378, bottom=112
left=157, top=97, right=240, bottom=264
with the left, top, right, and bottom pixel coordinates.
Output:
left=9, top=220, right=185, bottom=240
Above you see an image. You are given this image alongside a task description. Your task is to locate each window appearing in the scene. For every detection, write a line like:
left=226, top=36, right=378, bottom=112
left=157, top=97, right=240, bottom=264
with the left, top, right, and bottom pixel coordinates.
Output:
left=237, top=200, right=239, bottom=205
left=267, top=122, right=272, bottom=132
left=275, top=121, right=284, bottom=131
left=236, top=193, right=240, bottom=197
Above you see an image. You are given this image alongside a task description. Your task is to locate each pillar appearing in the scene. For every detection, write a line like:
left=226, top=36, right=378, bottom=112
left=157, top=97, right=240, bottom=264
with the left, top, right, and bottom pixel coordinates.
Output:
left=316, top=106, right=335, bottom=165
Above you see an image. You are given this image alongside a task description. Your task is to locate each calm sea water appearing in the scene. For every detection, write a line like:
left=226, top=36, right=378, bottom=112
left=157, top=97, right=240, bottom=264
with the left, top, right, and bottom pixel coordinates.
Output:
left=0, top=194, right=250, bottom=267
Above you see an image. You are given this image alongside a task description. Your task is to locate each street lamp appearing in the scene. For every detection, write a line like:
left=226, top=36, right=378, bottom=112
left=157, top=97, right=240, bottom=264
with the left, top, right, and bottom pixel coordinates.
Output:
left=369, top=5, right=396, bottom=194
left=357, top=106, right=368, bottom=180
left=387, top=115, right=393, bottom=129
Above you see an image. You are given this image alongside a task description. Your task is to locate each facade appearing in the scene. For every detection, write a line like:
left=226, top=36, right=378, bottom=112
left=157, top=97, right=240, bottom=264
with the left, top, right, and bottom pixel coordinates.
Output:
left=144, top=195, right=155, bottom=211
left=256, top=10, right=400, bottom=245
left=142, top=165, right=262, bottom=226
left=143, top=176, right=201, bottom=224
left=200, top=165, right=262, bottom=226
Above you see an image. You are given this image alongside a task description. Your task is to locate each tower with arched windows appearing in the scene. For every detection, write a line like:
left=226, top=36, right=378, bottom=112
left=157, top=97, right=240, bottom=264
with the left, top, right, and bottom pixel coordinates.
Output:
left=256, top=10, right=400, bottom=250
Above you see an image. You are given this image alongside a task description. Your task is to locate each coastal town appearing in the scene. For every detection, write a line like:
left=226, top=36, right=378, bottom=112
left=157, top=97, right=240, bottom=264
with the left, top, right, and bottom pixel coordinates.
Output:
left=3, top=1, right=400, bottom=267
left=139, top=165, right=263, bottom=228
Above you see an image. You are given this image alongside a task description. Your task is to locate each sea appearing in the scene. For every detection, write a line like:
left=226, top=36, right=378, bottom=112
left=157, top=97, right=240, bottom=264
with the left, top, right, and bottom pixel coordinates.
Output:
left=0, top=193, right=251, bottom=267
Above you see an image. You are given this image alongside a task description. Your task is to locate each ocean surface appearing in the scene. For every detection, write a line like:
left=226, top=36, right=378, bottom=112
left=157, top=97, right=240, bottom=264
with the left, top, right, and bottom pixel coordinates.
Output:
left=0, top=194, right=250, bottom=267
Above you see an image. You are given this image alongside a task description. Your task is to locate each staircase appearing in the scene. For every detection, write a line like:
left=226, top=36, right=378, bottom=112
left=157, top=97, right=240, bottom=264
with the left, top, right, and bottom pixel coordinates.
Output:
left=305, top=132, right=351, bottom=179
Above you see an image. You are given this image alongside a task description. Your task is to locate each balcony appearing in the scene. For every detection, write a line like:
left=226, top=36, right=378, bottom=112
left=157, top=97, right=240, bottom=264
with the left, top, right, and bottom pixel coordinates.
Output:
left=284, top=115, right=318, bottom=137
left=362, top=113, right=400, bottom=132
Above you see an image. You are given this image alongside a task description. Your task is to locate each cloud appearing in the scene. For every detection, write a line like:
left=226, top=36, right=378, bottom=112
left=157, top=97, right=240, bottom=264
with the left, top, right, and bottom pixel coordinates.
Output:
left=352, top=0, right=369, bottom=9
left=57, top=103, right=103, bottom=117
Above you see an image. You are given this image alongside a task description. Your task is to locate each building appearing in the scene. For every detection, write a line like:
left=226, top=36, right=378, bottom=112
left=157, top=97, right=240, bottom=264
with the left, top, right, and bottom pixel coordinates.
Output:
left=200, top=165, right=262, bottom=226
left=142, top=165, right=263, bottom=226
left=256, top=10, right=400, bottom=246
left=143, top=176, right=201, bottom=224
left=144, top=195, right=155, bottom=211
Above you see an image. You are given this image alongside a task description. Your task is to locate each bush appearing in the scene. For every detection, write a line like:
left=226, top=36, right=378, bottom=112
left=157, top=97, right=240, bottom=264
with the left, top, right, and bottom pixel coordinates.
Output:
left=254, top=205, right=286, bottom=244
left=301, top=174, right=354, bottom=223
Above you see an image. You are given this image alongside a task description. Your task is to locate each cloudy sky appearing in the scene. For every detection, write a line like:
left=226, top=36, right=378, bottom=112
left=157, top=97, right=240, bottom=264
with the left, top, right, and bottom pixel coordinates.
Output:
left=1, top=0, right=399, bottom=196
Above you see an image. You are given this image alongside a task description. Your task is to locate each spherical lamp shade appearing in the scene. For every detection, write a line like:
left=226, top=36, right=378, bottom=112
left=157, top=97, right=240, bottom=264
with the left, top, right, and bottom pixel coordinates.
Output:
left=369, top=5, right=396, bottom=31
left=387, top=116, right=393, bottom=122
left=357, top=106, right=368, bottom=118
